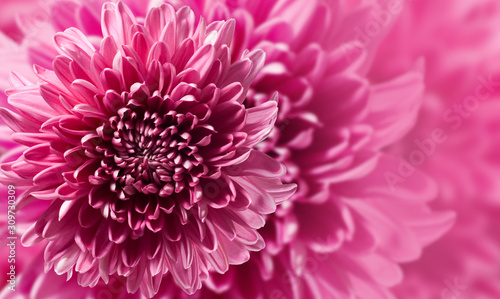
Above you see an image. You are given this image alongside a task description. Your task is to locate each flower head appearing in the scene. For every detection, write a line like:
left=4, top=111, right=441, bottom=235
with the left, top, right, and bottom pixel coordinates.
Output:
left=0, top=1, right=295, bottom=296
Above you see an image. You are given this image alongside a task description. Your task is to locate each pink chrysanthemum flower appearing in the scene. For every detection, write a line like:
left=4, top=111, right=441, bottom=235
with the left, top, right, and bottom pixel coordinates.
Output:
left=0, top=1, right=295, bottom=296
left=0, top=0, right=454, bottom=298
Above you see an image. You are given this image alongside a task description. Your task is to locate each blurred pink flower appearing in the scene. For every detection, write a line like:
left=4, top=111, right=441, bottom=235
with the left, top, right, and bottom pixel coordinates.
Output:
left=369, top=0, right=500, bottom=298
left=0, top=33, right=33, bottom=103
left=0, top=1, right=296, bottom=296
left=0, top=0, right=41, bottom=42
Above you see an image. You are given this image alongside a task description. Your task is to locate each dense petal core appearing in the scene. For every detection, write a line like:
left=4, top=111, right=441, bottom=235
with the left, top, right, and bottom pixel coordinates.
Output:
left=0, top=1, right=295, bottom=296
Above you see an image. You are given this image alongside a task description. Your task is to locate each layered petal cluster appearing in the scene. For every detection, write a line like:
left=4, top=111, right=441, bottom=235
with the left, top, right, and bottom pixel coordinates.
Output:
left=136, top=0, right=455, bottom=298
left=0, top=1, right=295, bottom=296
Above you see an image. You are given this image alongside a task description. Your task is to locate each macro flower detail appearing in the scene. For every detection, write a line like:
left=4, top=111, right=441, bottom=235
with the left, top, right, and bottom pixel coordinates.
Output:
left=0, top=1, right=296, bottom=297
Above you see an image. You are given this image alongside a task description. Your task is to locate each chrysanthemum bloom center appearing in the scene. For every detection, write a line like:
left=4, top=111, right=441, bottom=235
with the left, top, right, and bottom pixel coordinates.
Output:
left=96, top=96, right=209, bottom=200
